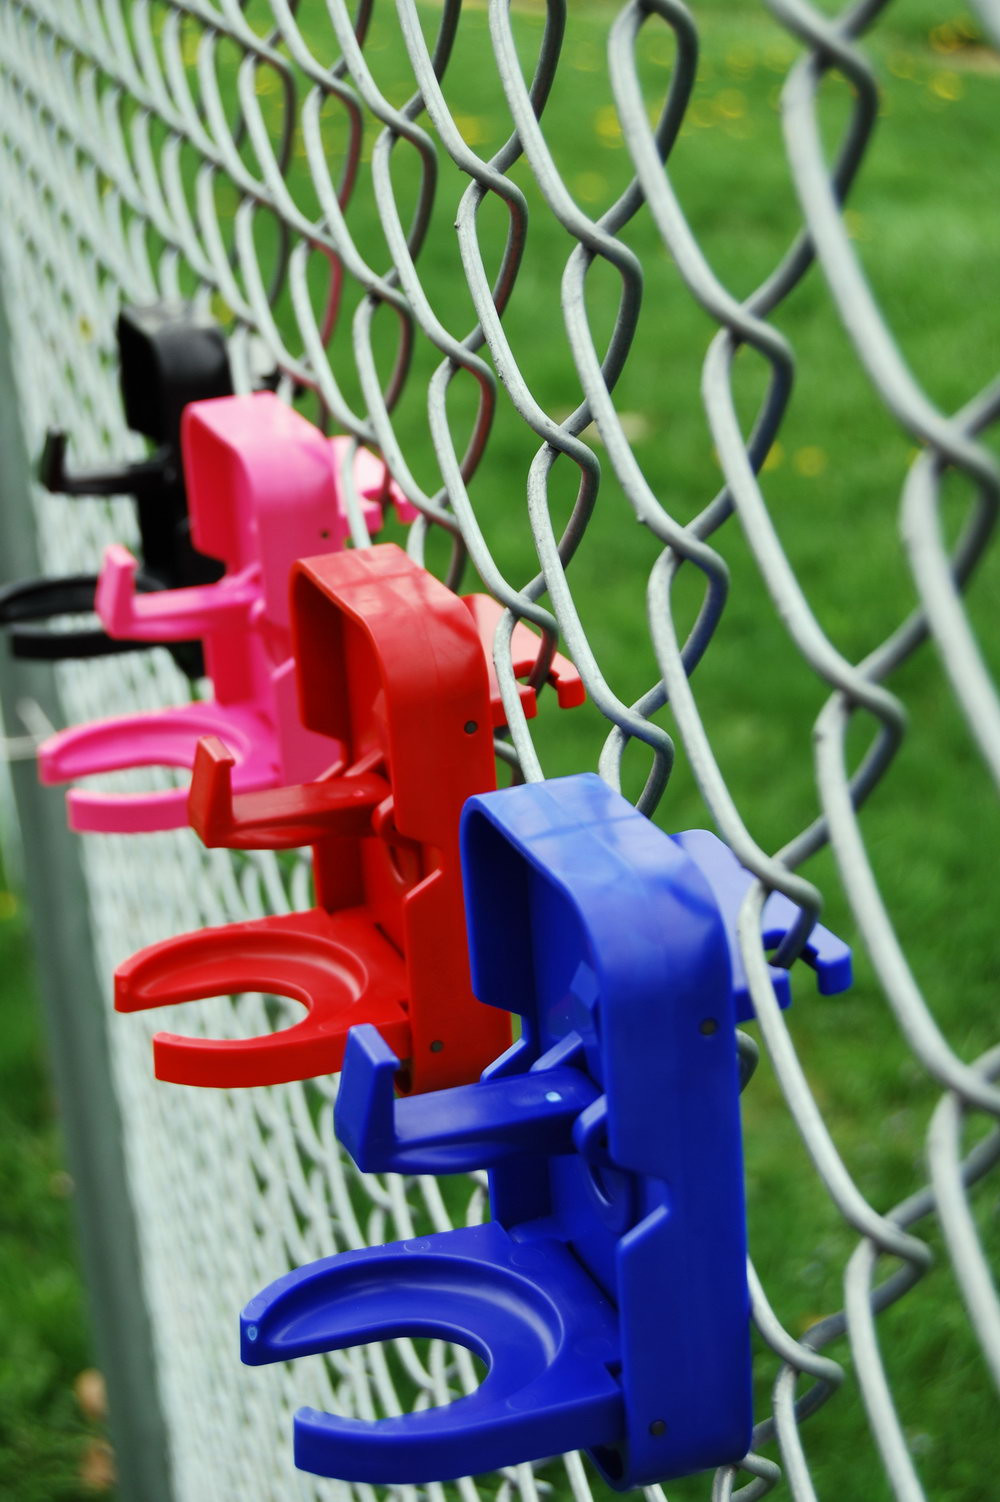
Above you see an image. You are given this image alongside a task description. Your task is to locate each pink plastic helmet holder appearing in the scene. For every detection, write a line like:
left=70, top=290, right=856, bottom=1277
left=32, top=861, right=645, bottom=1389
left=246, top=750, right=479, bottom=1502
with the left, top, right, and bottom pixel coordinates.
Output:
left=37, top=393, right=415, bottom=834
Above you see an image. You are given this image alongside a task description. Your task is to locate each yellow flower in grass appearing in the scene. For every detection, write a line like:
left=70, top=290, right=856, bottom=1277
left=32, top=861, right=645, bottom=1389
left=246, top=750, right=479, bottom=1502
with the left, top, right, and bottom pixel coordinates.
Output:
left=930, top=71, right=963, bottom=101
left=714, top=88, right=747, bottom=120
left=794, top=446, right=827, bottom=478
left=594, top=105, right=623, bottom=146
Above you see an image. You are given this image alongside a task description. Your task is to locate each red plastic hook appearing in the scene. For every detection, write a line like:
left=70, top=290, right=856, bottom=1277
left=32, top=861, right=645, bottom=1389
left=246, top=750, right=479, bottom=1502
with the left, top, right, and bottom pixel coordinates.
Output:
left=460, top=594, right=586, bottom=724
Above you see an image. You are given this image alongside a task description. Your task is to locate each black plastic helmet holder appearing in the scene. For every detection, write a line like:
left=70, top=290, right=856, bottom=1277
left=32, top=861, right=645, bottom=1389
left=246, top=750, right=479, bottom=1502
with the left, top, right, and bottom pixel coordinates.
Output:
left=0, top=304, right=239, bottom=678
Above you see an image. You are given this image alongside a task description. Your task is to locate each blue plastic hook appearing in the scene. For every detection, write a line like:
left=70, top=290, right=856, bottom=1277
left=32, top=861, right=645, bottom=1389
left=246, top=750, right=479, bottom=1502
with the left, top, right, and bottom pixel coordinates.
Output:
left=241, top=773, right=852, bottom=1488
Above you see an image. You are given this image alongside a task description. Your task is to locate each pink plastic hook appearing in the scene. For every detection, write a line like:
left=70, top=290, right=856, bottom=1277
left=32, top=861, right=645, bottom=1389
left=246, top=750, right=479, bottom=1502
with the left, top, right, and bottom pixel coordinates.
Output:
left=37, top=700, right=279, bottom=834
left=37, top=394, right=404, bottom=833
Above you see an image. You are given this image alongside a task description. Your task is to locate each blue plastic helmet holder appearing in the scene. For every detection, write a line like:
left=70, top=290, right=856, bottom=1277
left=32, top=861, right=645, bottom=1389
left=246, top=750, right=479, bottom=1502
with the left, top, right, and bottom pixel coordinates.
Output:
left=241, top=773, right=852, bottom=1488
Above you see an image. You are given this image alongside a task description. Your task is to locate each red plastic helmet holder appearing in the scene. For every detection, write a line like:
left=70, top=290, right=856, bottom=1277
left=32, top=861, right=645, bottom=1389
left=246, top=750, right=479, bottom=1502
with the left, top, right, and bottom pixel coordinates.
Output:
left=114, top=545, right=522, bottom=1094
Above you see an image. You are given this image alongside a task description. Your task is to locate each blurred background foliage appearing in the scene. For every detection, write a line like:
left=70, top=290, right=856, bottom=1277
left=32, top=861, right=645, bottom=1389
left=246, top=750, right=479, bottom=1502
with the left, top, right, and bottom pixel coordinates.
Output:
left=3, top=0, right=998, bottom=1497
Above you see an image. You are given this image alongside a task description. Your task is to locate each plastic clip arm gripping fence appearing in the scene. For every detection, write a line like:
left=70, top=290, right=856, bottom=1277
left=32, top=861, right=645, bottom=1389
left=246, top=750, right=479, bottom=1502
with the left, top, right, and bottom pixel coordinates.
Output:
left=242, top=773, right=852, bottom=1488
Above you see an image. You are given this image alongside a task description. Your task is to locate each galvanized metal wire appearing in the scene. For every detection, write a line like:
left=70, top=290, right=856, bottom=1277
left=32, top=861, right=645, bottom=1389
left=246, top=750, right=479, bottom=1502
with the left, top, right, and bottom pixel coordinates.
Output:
left=0, top=1, right=998, bottom=1499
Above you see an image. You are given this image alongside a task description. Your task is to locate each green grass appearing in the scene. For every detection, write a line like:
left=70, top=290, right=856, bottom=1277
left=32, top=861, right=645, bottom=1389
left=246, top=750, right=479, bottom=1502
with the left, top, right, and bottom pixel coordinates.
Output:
left=0, top=870, right=113, bottom=1499
left=9, top=0, right=1000, bottom=1497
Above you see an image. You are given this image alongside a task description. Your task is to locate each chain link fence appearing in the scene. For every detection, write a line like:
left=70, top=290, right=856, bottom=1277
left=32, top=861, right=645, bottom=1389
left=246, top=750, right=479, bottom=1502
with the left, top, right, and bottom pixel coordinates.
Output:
left=1, top=0, right=999, bottom=1498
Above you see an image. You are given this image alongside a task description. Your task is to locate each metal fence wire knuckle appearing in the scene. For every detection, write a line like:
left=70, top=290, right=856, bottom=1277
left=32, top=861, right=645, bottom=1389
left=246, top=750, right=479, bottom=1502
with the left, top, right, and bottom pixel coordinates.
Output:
left=35, top=393, right=391, bottom=835
left=1, top=303, right=235, bottom=671
left=114, top=544, right=512, bottom=1092
left=243, top=773, right=852, bottom=1487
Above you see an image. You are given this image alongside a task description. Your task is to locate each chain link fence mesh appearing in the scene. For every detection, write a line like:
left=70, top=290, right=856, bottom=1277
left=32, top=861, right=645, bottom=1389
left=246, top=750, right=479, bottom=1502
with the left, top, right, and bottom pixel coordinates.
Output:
left=1, top=1, right=999, bottom=1499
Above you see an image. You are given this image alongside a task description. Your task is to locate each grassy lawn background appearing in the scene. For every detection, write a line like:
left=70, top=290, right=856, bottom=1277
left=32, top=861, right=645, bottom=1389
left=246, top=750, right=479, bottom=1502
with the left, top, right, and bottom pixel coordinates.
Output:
left=0, top=854, right=113, bottom=1500
left=3, top=0, right=999, bottom=1497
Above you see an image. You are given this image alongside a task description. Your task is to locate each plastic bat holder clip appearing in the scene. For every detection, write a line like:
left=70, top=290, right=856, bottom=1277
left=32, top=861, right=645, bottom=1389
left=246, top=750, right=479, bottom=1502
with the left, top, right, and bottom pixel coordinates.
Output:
left=241, top=773, right=852, bottom=1489
left=36, top=393, right=412, bottom=833
left=112, top=544, right=584, bottom=1093
left=0, top=303, right=237, bottom=675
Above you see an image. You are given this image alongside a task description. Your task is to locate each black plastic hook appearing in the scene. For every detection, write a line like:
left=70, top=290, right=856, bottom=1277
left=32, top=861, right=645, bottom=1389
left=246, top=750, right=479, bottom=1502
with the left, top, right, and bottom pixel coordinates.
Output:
left=0, top=571, right=163, bottom=661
